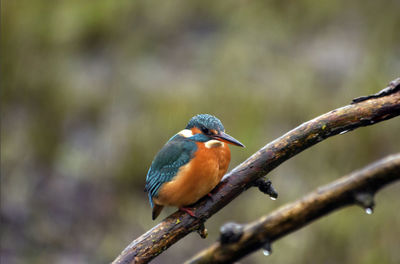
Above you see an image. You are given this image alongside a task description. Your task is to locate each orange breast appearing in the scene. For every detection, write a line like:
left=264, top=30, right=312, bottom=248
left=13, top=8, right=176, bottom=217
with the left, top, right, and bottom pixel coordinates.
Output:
left=154, top=141, right=231, bottom=207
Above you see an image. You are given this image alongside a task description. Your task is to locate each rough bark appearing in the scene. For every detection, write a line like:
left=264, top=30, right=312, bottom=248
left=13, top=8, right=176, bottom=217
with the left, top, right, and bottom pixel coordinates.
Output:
left=112, top=78, right=400, bottom=264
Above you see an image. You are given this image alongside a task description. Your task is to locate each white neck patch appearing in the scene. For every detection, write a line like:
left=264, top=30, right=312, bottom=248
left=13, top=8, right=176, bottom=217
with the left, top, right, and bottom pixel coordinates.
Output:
left=205, top=139, right=224, bottom=148
left=178, top=129, right=193, bottom=138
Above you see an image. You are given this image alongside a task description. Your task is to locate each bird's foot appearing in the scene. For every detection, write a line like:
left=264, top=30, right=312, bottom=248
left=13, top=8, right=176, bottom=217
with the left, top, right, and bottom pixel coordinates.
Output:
left=179, top=207, right=197, bottom=218
left=207, top=192, right=214, bottom=201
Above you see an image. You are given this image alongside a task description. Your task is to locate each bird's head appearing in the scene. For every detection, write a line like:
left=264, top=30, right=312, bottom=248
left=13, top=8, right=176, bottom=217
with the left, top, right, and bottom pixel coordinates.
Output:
left=182, top=114, right=245, bottom=147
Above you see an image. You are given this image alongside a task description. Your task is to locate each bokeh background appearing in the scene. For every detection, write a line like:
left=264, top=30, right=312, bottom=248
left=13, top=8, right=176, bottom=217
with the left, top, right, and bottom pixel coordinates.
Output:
left=2, top=1, right=400, bottom=263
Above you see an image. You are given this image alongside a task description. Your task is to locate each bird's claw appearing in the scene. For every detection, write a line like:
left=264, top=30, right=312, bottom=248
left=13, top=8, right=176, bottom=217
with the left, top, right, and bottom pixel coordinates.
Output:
left=179, top=207, right=197, bottom=218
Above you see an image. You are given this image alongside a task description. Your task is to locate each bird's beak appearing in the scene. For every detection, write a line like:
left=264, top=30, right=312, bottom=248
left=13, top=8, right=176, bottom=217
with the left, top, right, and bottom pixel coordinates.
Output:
left=212, top=132, right=245, bottom=147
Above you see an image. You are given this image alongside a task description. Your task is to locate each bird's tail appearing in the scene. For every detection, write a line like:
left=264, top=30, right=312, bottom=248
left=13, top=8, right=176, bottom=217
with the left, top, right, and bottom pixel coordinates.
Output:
left=152, top=204, right=164, bottom=220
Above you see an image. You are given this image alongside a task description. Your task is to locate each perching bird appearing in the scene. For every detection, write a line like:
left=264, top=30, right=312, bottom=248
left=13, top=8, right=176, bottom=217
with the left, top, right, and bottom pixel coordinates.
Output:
left=144, top=114, right=244, bottom=220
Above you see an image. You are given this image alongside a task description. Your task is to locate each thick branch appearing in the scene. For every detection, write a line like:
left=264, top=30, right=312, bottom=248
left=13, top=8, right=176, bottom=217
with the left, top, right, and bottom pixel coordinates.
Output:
left=186, top=154, right=400, bottom=263
left=112, top=78, right=400, bottom=264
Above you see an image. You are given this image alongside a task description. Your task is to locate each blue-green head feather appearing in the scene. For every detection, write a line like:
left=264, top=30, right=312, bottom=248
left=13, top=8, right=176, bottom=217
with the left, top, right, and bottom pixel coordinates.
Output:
left=186, top=114, right=225, bottom=133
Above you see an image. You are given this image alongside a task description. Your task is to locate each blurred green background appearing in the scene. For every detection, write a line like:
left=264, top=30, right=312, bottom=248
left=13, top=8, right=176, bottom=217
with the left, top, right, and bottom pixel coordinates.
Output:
left=2, top=0, right=400, bottom=263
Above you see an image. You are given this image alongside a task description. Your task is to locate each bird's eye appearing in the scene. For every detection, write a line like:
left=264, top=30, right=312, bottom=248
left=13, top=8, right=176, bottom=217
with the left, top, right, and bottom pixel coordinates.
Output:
left=201, top=127, right=210, bottom=135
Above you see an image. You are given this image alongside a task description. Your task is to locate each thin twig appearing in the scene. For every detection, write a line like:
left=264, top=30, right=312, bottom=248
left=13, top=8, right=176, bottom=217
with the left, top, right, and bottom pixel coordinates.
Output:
left=112, top=78, right=400, bottom=264
left=186, top=154, right=400, bottom=263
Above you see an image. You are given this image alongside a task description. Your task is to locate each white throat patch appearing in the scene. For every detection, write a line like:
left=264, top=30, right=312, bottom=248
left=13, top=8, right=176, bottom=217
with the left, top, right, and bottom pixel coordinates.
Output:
left=205, top=139, right=224, bottom=148
left=178, top=129, right=193, bottom=138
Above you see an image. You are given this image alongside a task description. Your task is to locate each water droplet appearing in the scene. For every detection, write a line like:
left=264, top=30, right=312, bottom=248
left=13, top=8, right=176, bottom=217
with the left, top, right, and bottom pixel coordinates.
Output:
left=365, top=207, right=373, bottom=215
left=339, top=130, right=349, bottom=135
left=262, top=249, right=271, bottom=256
left=262, top=242, right=272, bottom=256
left=270, top=196, right=277, bottom=201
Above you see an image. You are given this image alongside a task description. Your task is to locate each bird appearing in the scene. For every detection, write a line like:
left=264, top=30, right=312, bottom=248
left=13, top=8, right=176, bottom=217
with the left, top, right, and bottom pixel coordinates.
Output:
left=144, top=114, right=245, bottom=220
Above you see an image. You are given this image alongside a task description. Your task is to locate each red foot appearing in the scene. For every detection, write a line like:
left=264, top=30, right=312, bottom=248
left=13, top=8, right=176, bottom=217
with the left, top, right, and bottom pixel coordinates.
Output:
left=179, top=207, right=196, bottom=218
left=207, top=192, right=214, bottom=202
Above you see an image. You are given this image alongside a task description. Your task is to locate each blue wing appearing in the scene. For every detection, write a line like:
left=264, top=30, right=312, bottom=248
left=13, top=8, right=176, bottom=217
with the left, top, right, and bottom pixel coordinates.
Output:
left=145, top=135, right=197, bottom=207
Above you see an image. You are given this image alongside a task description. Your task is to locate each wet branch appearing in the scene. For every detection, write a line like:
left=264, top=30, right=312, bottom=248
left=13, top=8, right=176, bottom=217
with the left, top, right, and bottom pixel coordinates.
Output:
left=112, top=78, right=400, bottom=264
left=186, top=154, right=400, bottom=263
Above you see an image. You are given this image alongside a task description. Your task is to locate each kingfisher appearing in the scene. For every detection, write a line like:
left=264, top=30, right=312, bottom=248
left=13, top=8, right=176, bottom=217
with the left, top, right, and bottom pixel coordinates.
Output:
left=144, top=114, right=245, bottom=220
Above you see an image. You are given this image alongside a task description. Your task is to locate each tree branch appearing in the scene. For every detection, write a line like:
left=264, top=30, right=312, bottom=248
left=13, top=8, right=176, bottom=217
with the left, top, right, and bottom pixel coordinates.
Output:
left=112, top=78, right=400, bottom=264
left=186, top=154, right=400, bottom=263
